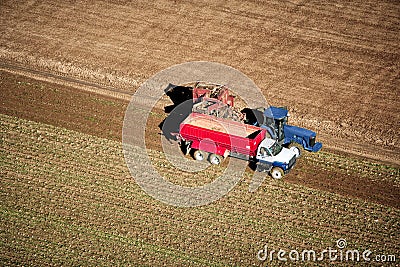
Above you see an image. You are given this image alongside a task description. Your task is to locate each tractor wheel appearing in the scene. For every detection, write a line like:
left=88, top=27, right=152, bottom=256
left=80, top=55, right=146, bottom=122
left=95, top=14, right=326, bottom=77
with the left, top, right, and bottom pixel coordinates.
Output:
left=209, top=154, right=223, bottom=165
left=289, top=143, right=303, bottom=158
left=193, top=150, right=207, bottom=161
left=270, top=167, right=284, bottom=179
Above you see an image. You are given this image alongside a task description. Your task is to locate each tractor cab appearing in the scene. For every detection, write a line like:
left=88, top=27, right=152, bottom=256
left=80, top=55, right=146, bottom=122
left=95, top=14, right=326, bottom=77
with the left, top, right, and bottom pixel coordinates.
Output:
left=263, top=106, right=288, bottom=144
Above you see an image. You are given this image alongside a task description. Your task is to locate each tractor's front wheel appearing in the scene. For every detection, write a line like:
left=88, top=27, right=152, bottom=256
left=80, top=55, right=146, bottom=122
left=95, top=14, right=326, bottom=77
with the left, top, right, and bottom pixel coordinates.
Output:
left=270, top=167, right=284, bottom=179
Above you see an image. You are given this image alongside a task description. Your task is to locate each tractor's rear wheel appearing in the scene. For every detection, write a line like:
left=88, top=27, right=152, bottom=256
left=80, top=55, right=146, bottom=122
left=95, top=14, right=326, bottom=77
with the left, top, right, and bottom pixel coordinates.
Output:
left=270, top=167, right=284, bottom=179
left=193, top=150, right=207, bottom=161
left=209, top=154, right=223, bottom=165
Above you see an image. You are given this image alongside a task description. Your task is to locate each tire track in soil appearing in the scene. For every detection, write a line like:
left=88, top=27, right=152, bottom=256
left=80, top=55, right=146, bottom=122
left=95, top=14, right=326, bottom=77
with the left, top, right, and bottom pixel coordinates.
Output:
left=0, top=61, right=133, bottom=101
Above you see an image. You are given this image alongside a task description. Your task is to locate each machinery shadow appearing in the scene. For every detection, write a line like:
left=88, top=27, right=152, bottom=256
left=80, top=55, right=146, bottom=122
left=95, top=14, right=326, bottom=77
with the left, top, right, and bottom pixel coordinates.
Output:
left=159, top=84, right=194, bottom=142
left=163, top=83, right=193, bottom=113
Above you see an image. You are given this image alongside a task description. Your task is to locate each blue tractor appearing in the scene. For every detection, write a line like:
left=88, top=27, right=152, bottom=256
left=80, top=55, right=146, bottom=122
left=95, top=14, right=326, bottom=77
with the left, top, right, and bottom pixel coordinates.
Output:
left=243, top=106, right=322, bottom=157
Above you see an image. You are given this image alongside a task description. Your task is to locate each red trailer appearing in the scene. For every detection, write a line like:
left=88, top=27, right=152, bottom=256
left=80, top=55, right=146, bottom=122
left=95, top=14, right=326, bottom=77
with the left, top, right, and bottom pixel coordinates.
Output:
left=179, top=113, right=266, bottom=164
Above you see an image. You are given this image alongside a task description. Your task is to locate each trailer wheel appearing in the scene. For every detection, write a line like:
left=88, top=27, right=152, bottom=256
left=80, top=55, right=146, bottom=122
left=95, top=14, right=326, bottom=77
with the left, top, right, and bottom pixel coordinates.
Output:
left=270, top=167, right=284, bottom=179
left=193, top=150, right=207, bottom=161
left=209, top=154, right=223, bottom=165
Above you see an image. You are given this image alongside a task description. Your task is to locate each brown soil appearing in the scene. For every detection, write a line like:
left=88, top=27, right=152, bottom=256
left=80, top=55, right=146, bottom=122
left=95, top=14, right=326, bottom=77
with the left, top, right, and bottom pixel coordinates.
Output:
left=0, top=70, right=127, bottom=141
left=286, top=160, right=399, bottom=208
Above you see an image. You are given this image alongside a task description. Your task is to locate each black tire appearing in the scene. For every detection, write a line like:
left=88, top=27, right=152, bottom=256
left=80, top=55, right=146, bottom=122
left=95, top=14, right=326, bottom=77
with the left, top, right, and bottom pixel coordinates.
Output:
left=270, top=167, right=284, bottom=179
left=193, top=150, right=207, bottom=161
left=209, top=154, right=223, bottom=165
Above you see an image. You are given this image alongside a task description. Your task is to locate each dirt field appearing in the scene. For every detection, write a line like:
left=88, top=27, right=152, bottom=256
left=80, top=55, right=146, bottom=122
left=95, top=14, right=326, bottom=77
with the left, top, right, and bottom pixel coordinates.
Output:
left=0, top=0, right=399, bottom=266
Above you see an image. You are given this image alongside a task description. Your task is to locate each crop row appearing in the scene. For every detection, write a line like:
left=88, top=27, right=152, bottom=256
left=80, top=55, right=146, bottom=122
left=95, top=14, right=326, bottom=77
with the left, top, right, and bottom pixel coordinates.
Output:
left=304, top=150, right=400, bottom=184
